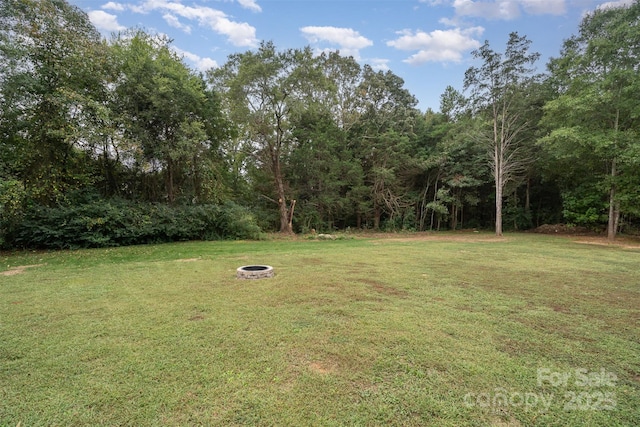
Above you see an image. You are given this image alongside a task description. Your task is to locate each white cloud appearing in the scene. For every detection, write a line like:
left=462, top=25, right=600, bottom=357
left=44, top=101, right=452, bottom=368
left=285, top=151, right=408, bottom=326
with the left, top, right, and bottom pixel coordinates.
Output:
left=438, top=16, right=459, bottom=26
left=300, top=26, right=373, bottom=59
left=387, top=27, right=484, bottom=65
left=196, top=57, right=218, bottom=71
left=597, top=0, right=634, bottom=10
left=237, top=0, right=262, bottom=12
left=453, top=0, right=521, bottom=20
left=163, top=13, right=192, bottom=33
left=88, top=10, right=126, bottom=32
left=101, top=2, right=126, bottom=12
left=369, top=58, right=390, bottom=72
left=429, top=0, right=566, bottom=20
left=520, top=0, right=566, bottom=15
left=108, top=0, right=258, bottom=47
left=173, top=46, right=218, bottom=72
left=128, top=4, right=147, bottom=14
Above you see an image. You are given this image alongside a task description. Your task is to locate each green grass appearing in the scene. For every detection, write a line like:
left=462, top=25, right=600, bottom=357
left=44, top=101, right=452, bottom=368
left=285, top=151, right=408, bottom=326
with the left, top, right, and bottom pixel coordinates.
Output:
left=1, top=233, right=639, bottom=426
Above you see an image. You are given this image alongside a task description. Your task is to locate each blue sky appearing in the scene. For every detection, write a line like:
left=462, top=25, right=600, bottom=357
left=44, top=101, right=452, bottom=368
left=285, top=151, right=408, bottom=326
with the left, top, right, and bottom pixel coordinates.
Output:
left=70, top=0, right=632, bottom=111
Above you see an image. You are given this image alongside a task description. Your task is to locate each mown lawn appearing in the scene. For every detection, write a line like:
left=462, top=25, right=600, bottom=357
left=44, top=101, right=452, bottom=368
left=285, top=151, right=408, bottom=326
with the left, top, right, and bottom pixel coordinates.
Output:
left=1, top=233, right=639, bottom=426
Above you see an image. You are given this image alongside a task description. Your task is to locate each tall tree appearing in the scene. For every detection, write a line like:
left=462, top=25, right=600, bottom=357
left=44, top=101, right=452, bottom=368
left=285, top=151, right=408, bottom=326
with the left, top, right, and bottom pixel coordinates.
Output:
left=464, top=32, right=540, bottom=236
left=0, top=0, right=107, bottom=204
left=352, top=65, right=419, bottom=229
left=541, top=1, right=640, bottom=240
left=210, top=42, right=328, bottom=233
left=287, top=108, right=361, bottom=231
left=319, top=52, right=363, bottom=132
left=111, top=30, right=229, bottom=204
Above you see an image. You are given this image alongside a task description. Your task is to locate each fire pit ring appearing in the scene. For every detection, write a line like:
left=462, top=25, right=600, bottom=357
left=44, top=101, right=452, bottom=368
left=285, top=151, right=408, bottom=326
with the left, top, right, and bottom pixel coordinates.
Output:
left=236, top=265, right=274, bottom=279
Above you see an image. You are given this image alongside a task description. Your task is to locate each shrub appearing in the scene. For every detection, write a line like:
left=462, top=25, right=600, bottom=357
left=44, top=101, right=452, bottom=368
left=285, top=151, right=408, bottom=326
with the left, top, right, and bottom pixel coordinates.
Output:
left=0, top=179, right=27, bottom=247
left=5, top=199, right=262, bottom=249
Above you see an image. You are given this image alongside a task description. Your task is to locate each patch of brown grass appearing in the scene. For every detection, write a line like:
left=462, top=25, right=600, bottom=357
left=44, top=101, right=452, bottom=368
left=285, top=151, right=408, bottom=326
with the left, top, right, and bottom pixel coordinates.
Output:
left=1, top=264, right=45, bottom=276
left=356, top=278, right=409, bottom=297
left=572, top=236, right=640, bottom=250
left=308, top=361, right=337, bottom=375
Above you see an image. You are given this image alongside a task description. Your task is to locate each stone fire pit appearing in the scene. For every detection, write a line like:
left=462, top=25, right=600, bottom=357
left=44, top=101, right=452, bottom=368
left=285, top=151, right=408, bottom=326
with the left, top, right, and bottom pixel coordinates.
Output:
left=236, top=265, right=274, bottom=279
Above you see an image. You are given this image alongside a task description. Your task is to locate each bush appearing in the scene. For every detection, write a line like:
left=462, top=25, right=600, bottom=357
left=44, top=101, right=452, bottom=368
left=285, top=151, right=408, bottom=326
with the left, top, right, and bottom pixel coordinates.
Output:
left=4, top=199, right=263, bottom=249
left=0, top=179, right=27, bottom=247
left=561, top=186, right=608, bottom=229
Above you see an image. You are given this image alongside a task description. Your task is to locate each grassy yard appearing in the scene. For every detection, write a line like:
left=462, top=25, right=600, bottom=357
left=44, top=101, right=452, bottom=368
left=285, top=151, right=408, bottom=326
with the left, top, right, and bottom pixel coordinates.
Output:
left=1, top=233, right=639, bottom=426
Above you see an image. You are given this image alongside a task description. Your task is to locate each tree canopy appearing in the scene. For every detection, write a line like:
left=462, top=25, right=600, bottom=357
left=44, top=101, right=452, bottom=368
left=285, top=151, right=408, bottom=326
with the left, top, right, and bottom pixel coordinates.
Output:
left=1, top=0, right=639, bottom=248
left=541, top=1, right=640, bottom=240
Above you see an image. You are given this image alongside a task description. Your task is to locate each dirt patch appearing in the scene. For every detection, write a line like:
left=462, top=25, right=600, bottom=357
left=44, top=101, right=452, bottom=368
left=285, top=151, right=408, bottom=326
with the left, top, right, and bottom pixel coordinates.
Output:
left=529, top=226, right=640, bottom=248
left=357, top=278, right=408, bottom=297
left=1, top=269, right=24, bottom=277
left=367, top=231, right=506, bottom=243
left=308, top=361, right=337, bottom=374
left=491, top=417, right=522, bottom=427
left=550, top=304, right=571, bottom=314
left=300, top=257, right=325, bottom=265
left=1, top=264, right=45, bottom=276
left=175, top=258, right=201, bottom=262
left=571, top=236, right=640, bottom=250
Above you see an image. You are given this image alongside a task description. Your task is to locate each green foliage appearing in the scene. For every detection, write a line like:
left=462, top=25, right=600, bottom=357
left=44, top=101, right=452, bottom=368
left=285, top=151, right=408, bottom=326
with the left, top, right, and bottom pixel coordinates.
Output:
left=541, top=1, right=640, bottom=238
left=561, top=185, right=608, bottom=229
left=0, top=179, right=27, bottom=246
left=464, top=32, right=541, bottom=236
left=0, top=0, right=107, bottom=205
left=5, top=199, right=262, bottom=249
left=109, top=30, right=231, bottom=204
left=2, top=0, right=640, bottom=241
left=503, top=197, right=533, bottom=231
left=288, top=109, right=362, bottom=232
left=209, top=42, right=332, bottom=233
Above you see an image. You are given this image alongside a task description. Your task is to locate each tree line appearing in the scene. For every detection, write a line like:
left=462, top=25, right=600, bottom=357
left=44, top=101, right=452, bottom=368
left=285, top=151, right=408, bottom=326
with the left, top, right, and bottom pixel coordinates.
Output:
left=1, top=0, right=638, bottom=248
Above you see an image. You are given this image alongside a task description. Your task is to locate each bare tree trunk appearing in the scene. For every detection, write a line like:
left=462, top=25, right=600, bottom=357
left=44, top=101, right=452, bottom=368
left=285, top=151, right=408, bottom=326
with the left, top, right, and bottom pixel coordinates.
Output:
left=430, top=176, right=439, bottom=231
left=494, top=142, right=504, bottom=237
left=419, top=180, right=430, bottom=231
left=495, top=183, right=503, bottom=236
left=287, top=199, right=296, bottom=232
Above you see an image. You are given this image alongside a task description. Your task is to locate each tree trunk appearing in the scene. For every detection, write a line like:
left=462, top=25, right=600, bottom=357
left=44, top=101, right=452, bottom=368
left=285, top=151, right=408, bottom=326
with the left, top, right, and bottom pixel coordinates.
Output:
left=166, top=157, right=175, bottom=204
left=287, top=199, right=296, bottom=233
left=373, top=204, right=381, bottom=230
left=277, top=188, right=293, bottom=234
left=607, top=110, right=620, bottom=241
left=525, top=177, right=531, bottom=214
left=495, top=185, right=503, bottom=236
left=430, top=176, right=439, bottom=231
left=494, top=146, right=504, bottom=237
left=273, top=154, right=293, bottom=233
left=450, top=202, right=458, bottom=230
left=419, top=182, right=430, bottom=231
left=606, top=157, right=617, bottom=241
